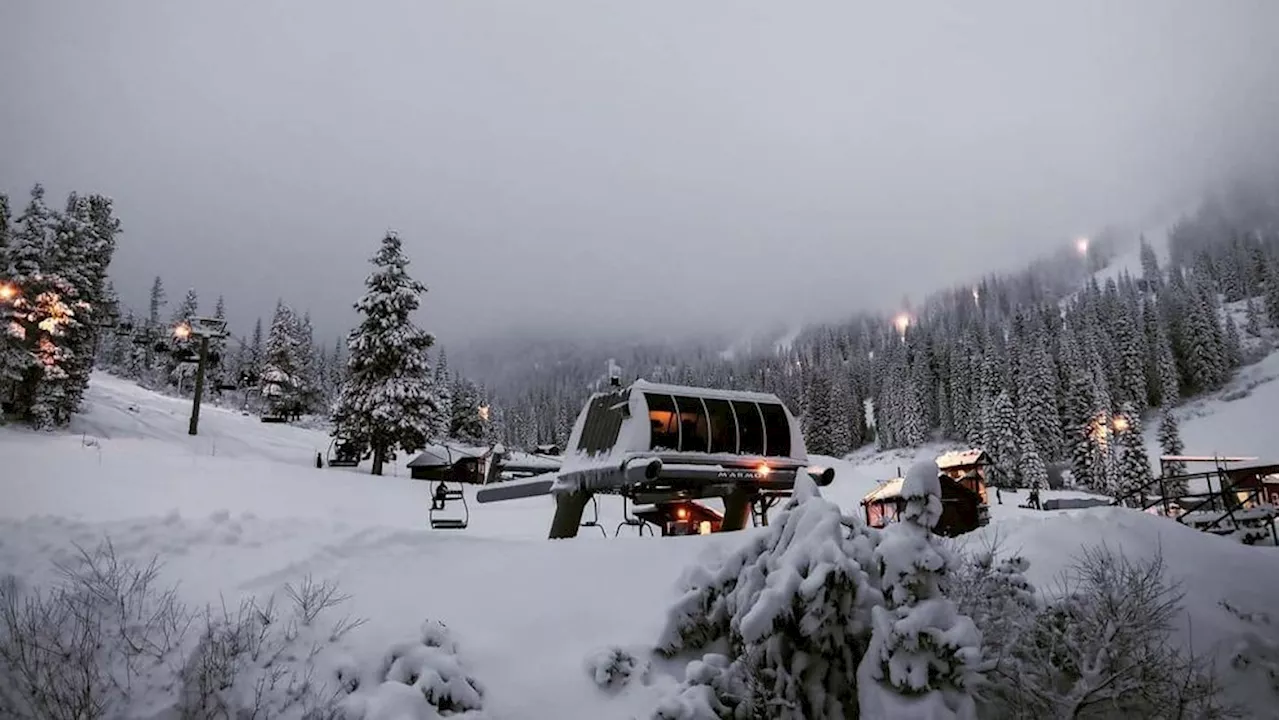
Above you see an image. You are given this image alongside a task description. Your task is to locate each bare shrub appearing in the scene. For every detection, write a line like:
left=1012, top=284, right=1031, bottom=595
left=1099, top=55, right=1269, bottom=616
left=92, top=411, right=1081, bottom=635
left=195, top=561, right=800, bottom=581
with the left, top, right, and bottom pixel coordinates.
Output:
left=0, top=540, right=368, bottom=720
left=0, top=540, right=191, bottom=720
left=985, top=543, right=1241, bottom=719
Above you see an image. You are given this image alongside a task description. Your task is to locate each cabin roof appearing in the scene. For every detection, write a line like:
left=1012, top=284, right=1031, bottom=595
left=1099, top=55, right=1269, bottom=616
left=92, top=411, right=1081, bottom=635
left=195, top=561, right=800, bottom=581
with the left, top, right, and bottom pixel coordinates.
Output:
left=1159, top=455, right=1259, bottom=463
left=407, top=443, right=491, bottom=468
left=628, top=380, right=783, bottom=405
left=862, top=478, right=905, bottom=504
left=936, top=449, right=991, bottom=470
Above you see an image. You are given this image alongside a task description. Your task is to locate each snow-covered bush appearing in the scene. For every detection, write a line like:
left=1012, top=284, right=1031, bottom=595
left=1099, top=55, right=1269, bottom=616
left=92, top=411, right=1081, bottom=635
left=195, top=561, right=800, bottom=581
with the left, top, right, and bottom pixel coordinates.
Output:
left=857, top=461, right=984, bottom=719
left=944, top=534, right=1037, bottom=667
left=985, top=543, right=1240, bottom=719
left=338, top=619, right=485, bottom=719
left=585, top=646, right=650, bottom=691
left=651, top=653, right=749, bottom=720
left=656, top=476, right=884, bottom=718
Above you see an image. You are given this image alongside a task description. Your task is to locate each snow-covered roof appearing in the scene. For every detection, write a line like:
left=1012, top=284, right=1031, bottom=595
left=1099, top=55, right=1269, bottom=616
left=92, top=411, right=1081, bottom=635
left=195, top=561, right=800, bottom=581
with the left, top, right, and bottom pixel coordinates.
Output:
left=936, top=449, right=990, bottom=469
left=407, top=443, right=492, bottom=468
left=862, top=478, right=904, bottom=504
left=628, top=379, right=783, bottom=405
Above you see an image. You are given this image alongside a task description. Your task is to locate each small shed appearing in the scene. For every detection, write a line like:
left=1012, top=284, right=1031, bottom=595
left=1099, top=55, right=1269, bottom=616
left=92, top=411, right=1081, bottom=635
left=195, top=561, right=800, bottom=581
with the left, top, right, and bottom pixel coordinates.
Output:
left=936, top=449, right=992, bottom=504
left=633, top=501, right=724, bottom=537
left=407, top=444, right=493, bottom=484
left=861, top=474, right=988, bottom=537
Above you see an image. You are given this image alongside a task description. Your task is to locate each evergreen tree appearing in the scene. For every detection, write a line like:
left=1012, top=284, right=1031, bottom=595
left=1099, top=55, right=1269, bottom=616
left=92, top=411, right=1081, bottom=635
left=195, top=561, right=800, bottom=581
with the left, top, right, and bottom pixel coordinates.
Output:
left=330, top=231, right=440, bottom=475
left=1220, top=313, right=1243, bottom=369
left=210, top=295, right=228, bottom=385
left=1015, top=335, right=1062, bottom=461
left=984, top=391, right=1021, bottom=487
left=1244, top=295, right=1262, bottom=337
left=145, top=276, right=166, bottom=378
left=803, top=369, right=834, bottom=455
left=1138, top=234, right=1161, bottom=290
left=171, top=287, right=198, bottom=325
left=450, top=375, right=486, bottom=445
left=1019, top=427, right=1048, bottom=493
left=1156, top=413, right=1187, bottom=496
left=1112, top=403, right=1151, bottom=503
left=859, top=461, right=982, bottom=718
left=1263, top=261, right=1279, bottom=328
left=247, top=317, right=264, bottom=383
left=1112, top=304, right=1148, bottom=415
left=259, top=300, right=305, bottom=417
left=434, top=347, right=453, bottom=440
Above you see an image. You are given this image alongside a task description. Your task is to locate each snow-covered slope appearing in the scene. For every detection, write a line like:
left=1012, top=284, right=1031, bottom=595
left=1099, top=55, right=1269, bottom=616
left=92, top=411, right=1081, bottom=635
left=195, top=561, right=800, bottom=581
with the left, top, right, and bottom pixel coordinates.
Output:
left=2, top=369, right=1276, bottom=718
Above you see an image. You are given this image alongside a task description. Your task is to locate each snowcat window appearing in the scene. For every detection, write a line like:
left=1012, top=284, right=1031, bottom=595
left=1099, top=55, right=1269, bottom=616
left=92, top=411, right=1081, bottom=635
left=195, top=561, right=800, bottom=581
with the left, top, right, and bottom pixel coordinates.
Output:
left=645, top=393, right=681, bottom=451
left=759, top=403, right=792, bottom=457
left=732, top=400, right=765, bottom=455
left=704, top=398, right=737, bottom=454
left=577, top=390, right=628, bottom=454
left=673, top=395, right=711, bottom=453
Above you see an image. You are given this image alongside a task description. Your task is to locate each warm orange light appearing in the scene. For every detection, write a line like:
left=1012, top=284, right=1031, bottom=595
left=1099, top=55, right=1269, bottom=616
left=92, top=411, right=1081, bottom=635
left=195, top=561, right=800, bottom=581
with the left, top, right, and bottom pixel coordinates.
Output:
left=698, top=521, right=712, bottom=535
left=1076, top=237, right=1090, bottom=256
left=0, top=283, right=15, bottom=301
left=893, top=313, right=911, bottom=336
left=1112, top=415, right=1130, bottom=433
left=675, top=506, right=689, bottom=521
left=478, top=405, right=490, bottom=422
left=173, top=324, right=191, bottom=340
left=756, top=463, right=771, bottom=476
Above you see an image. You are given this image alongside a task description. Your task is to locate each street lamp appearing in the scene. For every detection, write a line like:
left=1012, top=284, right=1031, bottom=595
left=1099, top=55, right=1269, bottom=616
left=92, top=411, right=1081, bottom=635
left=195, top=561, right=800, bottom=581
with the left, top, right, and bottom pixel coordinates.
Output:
left=182, top=317, right=228, bottom=435
left=1076, top=237, right=1090, bottom=256
left=0, top=282, right=17, bottom=302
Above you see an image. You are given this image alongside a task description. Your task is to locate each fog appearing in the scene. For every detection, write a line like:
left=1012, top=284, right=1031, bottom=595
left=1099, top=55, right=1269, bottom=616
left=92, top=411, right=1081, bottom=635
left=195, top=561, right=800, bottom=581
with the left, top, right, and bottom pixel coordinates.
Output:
left=2, top=1, right=1275, bottom=346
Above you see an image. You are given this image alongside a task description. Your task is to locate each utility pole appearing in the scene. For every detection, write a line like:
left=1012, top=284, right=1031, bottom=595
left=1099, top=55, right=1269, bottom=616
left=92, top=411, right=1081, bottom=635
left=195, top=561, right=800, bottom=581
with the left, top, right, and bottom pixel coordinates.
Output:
left=181, top=317, right=228, bottom=436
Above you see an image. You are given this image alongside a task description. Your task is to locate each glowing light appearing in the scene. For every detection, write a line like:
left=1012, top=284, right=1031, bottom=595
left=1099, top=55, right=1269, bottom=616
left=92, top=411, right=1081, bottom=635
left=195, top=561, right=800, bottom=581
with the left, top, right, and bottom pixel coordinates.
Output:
left=675, top=506, right=689, bottom=521
left=972, top=287, right=980, bottom=305
left=0, top=283, right=16, bottom=301
left=698, top=521, right=712, bottom=535
left=1112, top=415, right=1130, bottom=433
left=173, top=324, right=191, bottom=340
left=478, top=404, right=490, bottom=422
left=756, top=463, right=771, bottom=477
left=1076, top=237, right=1090, bottom=256
left=893, top=313, right=911, bottom=337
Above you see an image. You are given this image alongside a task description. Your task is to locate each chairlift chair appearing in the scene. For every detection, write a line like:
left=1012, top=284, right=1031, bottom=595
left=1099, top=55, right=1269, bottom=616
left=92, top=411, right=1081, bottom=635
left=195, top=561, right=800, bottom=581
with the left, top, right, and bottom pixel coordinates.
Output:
left=615, top=496, right=654, bottom=537
left=429, top=480, right=470, bottom=530
left=580, top=495, right=607, bottom=537
left=327, top=437, right=363, bottom=468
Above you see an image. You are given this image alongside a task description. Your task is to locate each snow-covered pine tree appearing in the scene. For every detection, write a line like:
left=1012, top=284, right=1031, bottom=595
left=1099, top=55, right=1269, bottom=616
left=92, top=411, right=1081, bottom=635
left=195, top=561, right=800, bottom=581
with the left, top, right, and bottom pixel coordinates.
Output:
left=1015, top=334, right=1062, bottom=461
left=1156, top=412, right=1187, bottom=496
left=167, top=287, right=199, bottom=389
left=803, top=368, right=834, bottom=455
left=1112, top=301, right=1148, bottom=415
left=827, top=367, right=854, bottom=456
left=984, top=391, right=1021, bottom=487
left=434, top=347, right=453, bottom=440
left=247, top=317, right=263, bottom=383
left=1018, top=427, right=1048, bottom=494
left=210, top=295, right=228, bottom=385
left=1220, top=312, right=1243, bottom=369
left=259, top=300, right=305, bottom=417
left=1139, top=234, right=1161, bottom=290
left=1177, top=280, right=1226, bottom=393
left=1263, top=260, right=1279, bottom=328
left=1111, top=402, right=1151, bottom=503
left=450, top=375, right=486, bottom=445
left=1244, top=295, right=1262, bottom=337
left=144, top=275, right=166, bottom=382
left=858, top=461, right=982, bottom=719
left=330, top=231, right=440, bottom=475
left=296, top=310, right=320, bottom=411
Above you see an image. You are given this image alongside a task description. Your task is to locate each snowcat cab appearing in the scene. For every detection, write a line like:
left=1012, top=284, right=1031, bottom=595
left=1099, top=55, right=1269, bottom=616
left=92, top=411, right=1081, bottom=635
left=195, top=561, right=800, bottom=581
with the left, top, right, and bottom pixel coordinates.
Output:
left=476, top=380, right=834, bottom=539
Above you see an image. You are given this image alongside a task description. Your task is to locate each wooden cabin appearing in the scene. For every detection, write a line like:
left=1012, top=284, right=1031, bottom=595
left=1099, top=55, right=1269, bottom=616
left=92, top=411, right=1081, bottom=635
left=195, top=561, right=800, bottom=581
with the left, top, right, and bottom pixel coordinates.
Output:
left=861, top=474, right=989, bottom=537
left=935, top=449, right=992, bottom=503
left=407, top=444, right=493, bottom=484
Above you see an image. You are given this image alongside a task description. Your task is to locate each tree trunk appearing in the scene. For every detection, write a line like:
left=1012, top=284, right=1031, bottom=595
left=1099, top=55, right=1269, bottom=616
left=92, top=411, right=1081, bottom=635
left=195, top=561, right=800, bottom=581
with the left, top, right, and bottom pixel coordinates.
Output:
left=372, top=446, right=385, bottom=476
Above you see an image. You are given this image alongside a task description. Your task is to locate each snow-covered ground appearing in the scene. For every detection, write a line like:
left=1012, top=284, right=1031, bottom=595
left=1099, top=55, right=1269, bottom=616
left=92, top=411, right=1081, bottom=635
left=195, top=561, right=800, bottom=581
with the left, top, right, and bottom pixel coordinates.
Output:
left=1, top=368, right=1277, bottom=718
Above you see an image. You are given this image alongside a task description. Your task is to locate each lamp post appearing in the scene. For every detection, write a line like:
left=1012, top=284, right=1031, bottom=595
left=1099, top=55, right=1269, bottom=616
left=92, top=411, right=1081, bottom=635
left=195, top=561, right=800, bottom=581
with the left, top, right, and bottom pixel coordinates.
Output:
left=181, top=317, right=228, bottom=436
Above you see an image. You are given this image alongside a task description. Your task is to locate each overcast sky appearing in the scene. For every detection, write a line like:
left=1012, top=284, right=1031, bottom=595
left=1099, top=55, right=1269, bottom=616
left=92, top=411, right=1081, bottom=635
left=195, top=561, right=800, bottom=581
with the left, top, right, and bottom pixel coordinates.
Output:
left=2, top=1, right=1275, bottom=347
